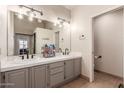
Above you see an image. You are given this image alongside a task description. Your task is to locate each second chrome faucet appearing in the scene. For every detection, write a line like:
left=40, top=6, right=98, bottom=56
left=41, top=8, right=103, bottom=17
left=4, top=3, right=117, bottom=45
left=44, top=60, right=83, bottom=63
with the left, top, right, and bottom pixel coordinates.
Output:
left=59, top=48, right=70, bottom=55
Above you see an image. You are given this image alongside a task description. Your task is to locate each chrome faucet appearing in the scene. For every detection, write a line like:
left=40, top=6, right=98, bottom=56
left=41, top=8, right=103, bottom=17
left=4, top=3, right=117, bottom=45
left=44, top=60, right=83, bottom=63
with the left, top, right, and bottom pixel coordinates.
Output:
left=26, top=49, right=29, bottom=59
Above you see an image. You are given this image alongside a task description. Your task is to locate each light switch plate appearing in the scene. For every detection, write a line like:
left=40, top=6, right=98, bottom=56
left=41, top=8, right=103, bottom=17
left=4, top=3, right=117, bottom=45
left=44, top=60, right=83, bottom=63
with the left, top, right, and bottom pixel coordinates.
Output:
left=79, top=34, right=86, bottom=40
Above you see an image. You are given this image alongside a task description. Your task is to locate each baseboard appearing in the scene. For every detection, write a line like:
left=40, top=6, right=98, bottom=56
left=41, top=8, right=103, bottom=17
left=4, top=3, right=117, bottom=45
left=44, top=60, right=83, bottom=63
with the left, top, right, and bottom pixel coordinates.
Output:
left=94, top=69, right=123, bottom=80
left=80, top=74, right=90, bottom=82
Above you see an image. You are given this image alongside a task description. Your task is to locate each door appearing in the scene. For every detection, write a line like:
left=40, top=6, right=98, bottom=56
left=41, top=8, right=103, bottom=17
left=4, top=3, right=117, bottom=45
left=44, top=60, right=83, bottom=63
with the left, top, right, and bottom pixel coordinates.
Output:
left=30, top=65, right=47, bottom=88
left=65, top=60, right=74, bottom=80
left=93, top=9, right=123, bottom=78
left=5, top=68, right=28, bottom=88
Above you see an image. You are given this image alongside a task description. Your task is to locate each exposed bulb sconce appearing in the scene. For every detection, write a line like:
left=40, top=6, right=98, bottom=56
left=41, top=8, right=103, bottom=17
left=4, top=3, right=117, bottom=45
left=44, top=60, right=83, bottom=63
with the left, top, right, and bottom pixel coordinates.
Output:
left=17, top=5, right=43, bottom=22
left=17, top=13, right=23, bottom=19
left=54, top=17, right=70, bottom=28
left=59, top=24, right=62, bottom=28
left=27, top=10, right=36, bottom=21
left=17, top=5, right=24, bottom=19
left=19, top=5, right=43, bottom=16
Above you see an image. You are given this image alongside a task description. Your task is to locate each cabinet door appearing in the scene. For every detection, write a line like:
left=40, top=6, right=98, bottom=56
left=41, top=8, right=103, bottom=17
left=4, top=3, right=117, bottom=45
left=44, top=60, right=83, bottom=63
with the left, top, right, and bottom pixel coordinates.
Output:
left=5, top=68, right=28, bottom=88
left=65, top=59, right=74, bottom=80
left=74, top=58, right=81, bottom=76
left=31, top=65, right=47, bottom=88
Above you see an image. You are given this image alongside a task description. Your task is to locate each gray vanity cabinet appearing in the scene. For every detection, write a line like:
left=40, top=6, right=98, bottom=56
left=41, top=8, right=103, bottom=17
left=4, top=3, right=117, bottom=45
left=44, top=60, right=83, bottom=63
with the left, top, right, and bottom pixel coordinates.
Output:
left=48, top=62, right=64, bottom=87
left=74, top=58, right=81, bottom=77
left=5, top=68, right=29, bottom=88
left=1, top=57, right=81, bottom=88
left=64, top=59, right=74, bottom=80
left=30, top=65, right=47, bottom=88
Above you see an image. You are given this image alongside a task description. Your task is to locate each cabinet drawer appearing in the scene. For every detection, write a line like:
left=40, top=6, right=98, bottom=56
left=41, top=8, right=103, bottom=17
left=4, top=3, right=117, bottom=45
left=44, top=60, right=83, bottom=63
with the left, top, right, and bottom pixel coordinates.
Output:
left=50, top=72, right=64, bottom=87
left=50, top=66, right=64, bottom=75
left=49, top=62, right=64, bottom=69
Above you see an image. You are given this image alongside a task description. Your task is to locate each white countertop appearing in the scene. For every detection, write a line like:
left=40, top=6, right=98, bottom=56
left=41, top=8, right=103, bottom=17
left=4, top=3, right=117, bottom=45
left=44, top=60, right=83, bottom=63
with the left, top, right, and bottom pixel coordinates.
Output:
left=0, top=52, right=82, bottom=72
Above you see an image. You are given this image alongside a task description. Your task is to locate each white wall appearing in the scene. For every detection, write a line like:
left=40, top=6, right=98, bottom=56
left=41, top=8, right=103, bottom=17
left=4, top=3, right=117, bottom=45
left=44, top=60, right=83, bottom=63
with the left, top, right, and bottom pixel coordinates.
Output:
left=0, top=5, right=71, bottom=56
left=70, top=5, right=121, bottom=82
left=0, top=6, right=8, bottom=57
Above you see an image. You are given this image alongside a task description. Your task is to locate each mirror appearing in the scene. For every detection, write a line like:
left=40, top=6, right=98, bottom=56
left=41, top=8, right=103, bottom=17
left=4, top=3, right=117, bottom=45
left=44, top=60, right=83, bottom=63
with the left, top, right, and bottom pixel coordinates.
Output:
left=7, top=10, right=71, bottom=56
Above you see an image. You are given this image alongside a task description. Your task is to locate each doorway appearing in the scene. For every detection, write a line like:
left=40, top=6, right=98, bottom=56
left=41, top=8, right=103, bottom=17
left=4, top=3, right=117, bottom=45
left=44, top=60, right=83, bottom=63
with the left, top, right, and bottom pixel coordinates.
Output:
left=93, top=8, right=123, bottom=86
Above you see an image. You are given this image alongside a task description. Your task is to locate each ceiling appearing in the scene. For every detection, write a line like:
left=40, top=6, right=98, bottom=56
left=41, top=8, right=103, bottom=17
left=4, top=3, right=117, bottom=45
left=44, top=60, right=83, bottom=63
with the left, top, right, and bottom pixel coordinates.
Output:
left=63, top=5, right=76, bottom=10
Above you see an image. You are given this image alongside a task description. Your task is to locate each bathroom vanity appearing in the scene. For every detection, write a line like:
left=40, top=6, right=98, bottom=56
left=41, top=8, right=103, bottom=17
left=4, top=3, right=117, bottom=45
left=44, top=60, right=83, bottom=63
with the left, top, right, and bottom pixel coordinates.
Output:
left=0, top=53, right=82, bottom=88
left=0, top=7, right=81, bottom=88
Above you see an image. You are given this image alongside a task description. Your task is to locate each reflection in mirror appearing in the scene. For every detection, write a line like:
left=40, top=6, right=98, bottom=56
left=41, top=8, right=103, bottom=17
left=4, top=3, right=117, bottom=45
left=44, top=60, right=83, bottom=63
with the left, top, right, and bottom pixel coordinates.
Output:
left=7, top=10, right=71, bottom=56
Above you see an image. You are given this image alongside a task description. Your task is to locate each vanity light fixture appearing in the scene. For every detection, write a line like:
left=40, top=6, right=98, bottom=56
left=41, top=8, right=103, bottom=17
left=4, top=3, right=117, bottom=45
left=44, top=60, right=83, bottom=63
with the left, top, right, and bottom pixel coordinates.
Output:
left=17, top=5, right=43, bottom=22
left=17, top=13, right=23, bottom=19
left=17, top=5, right=24, bottom=19
left=27, top=10, right=36, bottom=21
left=54, top=17, right=70, bottom=28
left=19, top=5, right=43, bottom=16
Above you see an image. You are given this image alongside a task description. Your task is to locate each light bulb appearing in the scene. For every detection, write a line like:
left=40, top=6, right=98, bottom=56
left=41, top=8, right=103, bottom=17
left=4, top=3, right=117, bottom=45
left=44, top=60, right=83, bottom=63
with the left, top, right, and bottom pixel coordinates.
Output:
left=28, top=11, right=35, bottom=22
left=28, top=16, right=33, bottom=21
left=17, top=6, right=24, bottom=19
left=57, top=20, right=60, bottom=25
left=59, top=24, right=62, bottom=28
left=54, top=22, right=57, bottom=26
left=17, top=13, right=23, bottom=19
left=63, top=22, right=70, bottom=28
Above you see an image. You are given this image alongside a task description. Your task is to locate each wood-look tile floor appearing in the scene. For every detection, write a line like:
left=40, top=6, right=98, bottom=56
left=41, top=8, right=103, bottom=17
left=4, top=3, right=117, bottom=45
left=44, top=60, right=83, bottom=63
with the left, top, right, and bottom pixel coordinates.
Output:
left=61, top=71, right=123, bottom=88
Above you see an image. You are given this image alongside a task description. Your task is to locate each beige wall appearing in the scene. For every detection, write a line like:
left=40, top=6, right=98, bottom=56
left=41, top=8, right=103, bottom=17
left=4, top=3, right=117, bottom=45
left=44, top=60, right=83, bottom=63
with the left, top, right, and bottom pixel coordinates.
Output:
left=70, top=5, right=121, bottom=81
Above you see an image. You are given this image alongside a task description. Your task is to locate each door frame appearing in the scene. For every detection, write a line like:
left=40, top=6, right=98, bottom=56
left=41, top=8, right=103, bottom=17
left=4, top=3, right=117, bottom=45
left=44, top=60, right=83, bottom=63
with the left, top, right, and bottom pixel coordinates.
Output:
left=90, top=5, right=124, bottom=82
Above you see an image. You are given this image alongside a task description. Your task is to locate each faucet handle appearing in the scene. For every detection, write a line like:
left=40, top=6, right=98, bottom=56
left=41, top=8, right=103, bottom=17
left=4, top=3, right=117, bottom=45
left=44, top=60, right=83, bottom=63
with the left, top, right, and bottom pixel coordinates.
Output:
left=31, top=54, right=35, bottom=59
left=19, top=55, right=24, bottom=60
left=58, top=48, right=62, bottom=53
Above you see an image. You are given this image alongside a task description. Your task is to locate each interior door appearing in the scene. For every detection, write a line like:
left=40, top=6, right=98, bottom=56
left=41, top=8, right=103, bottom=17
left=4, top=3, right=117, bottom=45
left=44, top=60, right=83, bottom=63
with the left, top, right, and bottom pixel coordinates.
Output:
left=93, top=9, right=123, bottom=78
